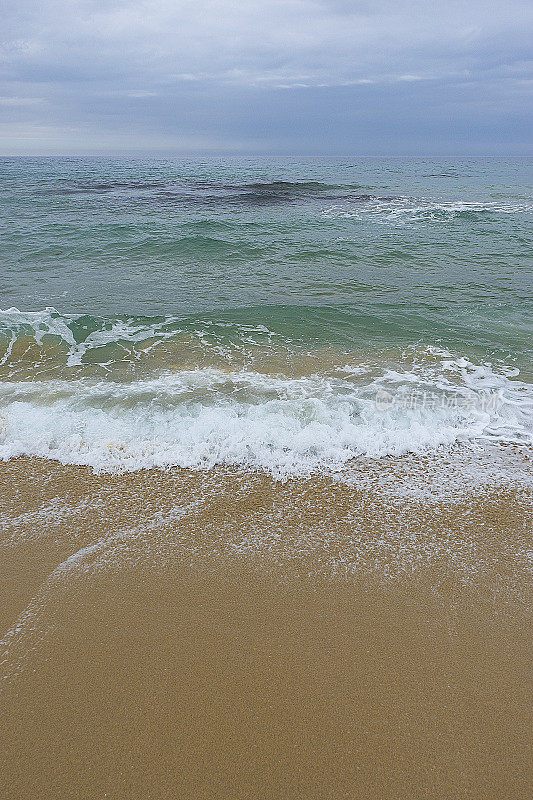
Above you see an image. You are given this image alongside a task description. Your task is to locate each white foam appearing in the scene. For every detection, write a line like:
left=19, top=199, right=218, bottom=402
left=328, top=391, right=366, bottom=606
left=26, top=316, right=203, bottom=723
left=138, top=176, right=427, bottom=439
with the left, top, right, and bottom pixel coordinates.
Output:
left=0, top=307, right=284, bottom=374
left=0, top=307, right=175, bottom=368
left=322, top=197, right=533, bottom=225
left=0, top=357, right=530, bottom=477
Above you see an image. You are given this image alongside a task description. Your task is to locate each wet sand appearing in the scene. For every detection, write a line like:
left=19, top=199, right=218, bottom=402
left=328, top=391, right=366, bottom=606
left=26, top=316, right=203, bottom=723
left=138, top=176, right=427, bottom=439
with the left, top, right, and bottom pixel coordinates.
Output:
left=0, top=456, right=531, bottom=799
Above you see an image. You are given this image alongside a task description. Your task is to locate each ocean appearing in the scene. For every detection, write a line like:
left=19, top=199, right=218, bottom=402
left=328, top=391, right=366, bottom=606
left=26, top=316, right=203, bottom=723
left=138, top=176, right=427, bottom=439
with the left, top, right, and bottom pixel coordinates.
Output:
left=0, top=156, right=532, bottom=476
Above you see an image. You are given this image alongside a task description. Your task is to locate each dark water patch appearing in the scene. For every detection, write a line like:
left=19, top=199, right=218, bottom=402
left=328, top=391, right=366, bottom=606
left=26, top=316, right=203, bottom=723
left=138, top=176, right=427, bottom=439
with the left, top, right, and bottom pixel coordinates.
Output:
left=223, top=181, right=373, bottom=206
left=422, top=172, right=466, bottom=178
left=33, top=178, right=389, bottom=209
left=239, top=180, right=344, bottom=192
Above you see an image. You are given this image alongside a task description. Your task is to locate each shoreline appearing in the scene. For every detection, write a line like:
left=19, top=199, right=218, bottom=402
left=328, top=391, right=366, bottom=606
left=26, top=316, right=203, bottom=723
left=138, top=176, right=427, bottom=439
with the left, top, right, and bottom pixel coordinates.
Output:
left=1, top=451, right=531, bottom=621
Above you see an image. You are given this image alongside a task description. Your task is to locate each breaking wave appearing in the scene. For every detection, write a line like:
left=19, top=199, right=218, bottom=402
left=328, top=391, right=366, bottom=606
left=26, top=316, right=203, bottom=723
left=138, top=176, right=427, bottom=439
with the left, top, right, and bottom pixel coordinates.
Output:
left=0, top=360, right=530, bottom=477
left=322, top=198, right=533, bottom=224
left=1, top=308, right=530, bottom=476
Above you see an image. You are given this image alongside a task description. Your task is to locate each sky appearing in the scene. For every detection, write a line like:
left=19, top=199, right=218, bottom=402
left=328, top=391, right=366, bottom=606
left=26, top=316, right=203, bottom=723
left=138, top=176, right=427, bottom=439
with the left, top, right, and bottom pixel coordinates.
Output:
left=0, top=0, right=532, bottom=156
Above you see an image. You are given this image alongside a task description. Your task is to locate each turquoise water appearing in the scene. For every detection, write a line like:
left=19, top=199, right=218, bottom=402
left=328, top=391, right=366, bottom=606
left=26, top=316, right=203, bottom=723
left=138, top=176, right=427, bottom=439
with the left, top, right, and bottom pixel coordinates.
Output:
left=0, top=157, right=531, bottom=474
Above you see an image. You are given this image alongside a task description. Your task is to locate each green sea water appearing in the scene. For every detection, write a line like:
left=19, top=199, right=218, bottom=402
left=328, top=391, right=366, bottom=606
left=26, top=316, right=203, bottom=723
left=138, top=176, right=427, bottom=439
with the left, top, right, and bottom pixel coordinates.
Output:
left=0, top=157, right=531, bottom=474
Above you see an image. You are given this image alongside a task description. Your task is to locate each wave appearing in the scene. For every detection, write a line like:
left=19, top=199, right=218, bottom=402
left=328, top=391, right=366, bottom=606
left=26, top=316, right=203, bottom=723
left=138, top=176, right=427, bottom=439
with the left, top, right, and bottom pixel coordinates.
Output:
left=0, top=305, right=530, bottom=381
left=322, top=198, right=533, bottom=224
left=0, top=354, right=530, bottom=476
left=0, top=307, right=285, bottom=377
left=131, top=235, right=265, bottom=257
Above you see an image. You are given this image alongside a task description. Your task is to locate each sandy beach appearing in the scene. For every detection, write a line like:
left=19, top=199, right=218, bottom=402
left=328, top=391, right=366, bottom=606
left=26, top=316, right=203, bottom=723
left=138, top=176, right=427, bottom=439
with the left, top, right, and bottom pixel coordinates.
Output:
left=1, top=454, right=531, bottom=799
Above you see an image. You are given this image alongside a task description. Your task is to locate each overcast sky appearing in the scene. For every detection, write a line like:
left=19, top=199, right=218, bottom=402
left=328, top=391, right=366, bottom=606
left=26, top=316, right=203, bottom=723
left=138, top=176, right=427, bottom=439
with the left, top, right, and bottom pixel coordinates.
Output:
left=1, top=0, right=532, bottom=155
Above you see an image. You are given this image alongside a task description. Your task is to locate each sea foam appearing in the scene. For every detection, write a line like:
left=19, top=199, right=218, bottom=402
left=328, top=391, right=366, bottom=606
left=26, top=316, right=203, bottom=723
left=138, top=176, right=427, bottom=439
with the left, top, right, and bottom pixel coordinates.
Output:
left=0, top=359, right=530, bottom=476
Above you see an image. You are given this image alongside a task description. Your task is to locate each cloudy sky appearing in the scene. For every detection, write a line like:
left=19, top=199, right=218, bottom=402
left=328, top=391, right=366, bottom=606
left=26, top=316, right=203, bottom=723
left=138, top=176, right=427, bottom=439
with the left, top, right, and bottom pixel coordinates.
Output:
left=1, top=0, right=532, bottom=155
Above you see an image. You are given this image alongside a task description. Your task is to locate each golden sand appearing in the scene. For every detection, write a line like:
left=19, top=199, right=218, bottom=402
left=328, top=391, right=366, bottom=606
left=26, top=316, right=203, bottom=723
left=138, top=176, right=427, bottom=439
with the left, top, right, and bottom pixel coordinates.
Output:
left=0, top=456, right=531, bottom=799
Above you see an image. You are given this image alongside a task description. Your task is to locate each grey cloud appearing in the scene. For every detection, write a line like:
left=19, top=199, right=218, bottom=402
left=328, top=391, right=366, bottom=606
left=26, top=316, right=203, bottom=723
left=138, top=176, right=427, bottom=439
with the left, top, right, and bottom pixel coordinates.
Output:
left=0, top=0, right=531, bottom=153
